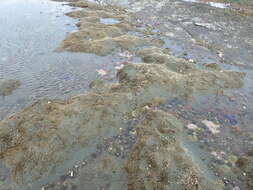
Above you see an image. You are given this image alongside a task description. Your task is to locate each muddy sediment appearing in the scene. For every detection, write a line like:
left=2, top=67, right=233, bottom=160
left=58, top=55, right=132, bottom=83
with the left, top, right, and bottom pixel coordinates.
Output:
left=0, top=0, right=248, bottom=190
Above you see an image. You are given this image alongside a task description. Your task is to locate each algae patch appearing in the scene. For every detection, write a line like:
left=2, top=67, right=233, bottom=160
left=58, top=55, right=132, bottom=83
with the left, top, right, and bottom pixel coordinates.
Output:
left=125, top=109, right=214, bottom=189
left=0, top=80, right=21, bottom=97
left=57, top=1, right=159, bottom=56
left=0, top=47, right=245, bottom=189
left=236, top=149, right=253, bottom=190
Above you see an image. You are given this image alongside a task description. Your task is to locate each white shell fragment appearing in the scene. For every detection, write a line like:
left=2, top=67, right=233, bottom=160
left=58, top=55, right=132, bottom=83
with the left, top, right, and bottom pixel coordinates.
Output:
left=202, top=120, right=220, bottom=134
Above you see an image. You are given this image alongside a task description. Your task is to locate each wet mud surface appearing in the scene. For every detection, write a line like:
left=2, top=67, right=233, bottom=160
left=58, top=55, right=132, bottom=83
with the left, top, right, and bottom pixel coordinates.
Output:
left=0, top=0, right=253, bottom=190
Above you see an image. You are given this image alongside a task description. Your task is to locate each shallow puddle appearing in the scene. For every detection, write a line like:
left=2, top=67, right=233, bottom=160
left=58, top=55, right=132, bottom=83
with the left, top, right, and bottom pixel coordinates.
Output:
left=99, top=18, right=120, bottom=24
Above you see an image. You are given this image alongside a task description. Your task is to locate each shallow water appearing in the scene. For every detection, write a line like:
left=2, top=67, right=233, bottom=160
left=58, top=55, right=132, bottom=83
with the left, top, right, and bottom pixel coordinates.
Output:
left=99, top=18, right=120, bottom=24
left=0, top=0, right=122, bottom=120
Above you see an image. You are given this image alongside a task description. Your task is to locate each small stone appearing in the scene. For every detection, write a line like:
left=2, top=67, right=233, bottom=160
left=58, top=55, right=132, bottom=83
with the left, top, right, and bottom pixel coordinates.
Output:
left=228, top=96, right=236, bottom=102
left=231, top=126, right=242, bottom=134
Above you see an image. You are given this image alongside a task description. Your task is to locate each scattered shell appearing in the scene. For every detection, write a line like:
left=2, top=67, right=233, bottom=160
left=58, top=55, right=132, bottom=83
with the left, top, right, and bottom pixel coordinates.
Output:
left=97, top=69, right=107, bottom=76
left=187, top=123, right=199, bottom=131
left=194, top=22, right=216, bottom=30
left=202, top=120, right=220, bottom=134
left=119, top=51, right=133, bottom=60
left=82, top=161, right=87, bottom=166
left=218, top=52, right=224, bottom=58
left=115, top=65, right=124, bottom=70
left=69, top=170, right=74, bottom=177
left=188, top=59, right=195, bottom=63
left=211, top=151, right=225, bottom=160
